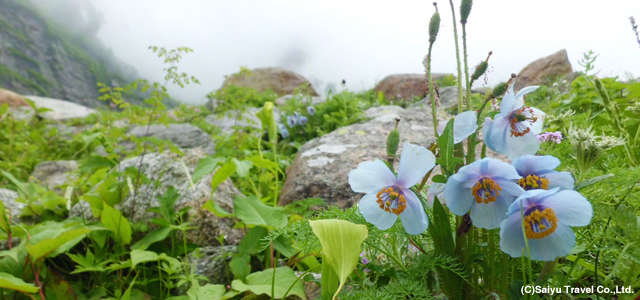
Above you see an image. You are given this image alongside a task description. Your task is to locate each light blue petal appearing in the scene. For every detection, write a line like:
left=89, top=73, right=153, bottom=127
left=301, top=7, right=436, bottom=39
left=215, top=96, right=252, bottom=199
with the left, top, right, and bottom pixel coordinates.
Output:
left=543, top=172, right=575, bottom=190
left=470, top=194, right=511, bottom=229
left=500, top=84, right=518, bottom=116
left=453, top=111, right=478, bottom=144
left=494, top=179, right=525, bottom=199
left=349, top=159, right=397, bottom=193
left=358, top=192, right=398, bottom=230
left=506, top=189, right=551, bottom=216
left=482, top=117, right=496, bottom=151
left=444, top=177, right=474, bottom=216
left=427, top=182, right=446, bottom=207
left=397, top=143, right=436, bottom=188
left=529, top=107, right=545, bottom=134
left=399, top=188, right=429, bottom=234
left=541, top=190, right=593, bottom=227
left=487, top=115, right=510, bottom=155
left=526, top=224, right=575, bottom=261
left=481, top=157, right=522, bottom=180
left=499, top=211, right=526, bottom=258
left=504, top=131, right=540, bottom=160
left=511, top=155, right=560, bottom=176
left=514, top=86, right=539, bottom=103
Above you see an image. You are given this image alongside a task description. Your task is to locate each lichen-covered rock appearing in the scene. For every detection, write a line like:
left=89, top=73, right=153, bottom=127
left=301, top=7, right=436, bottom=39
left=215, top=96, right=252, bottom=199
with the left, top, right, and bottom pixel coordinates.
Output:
left=205, top=107, right=281, bottom=136
left=70, top=149, right=244, bottom=246
left=221, top=67, right=318, bottom=97
left=514, top=49, right=573, bottom=91
left=373, top=73, right=450, bottom=101
left=0, top=189, right=25, bottom=223
left=128, top=123, right=216, bottom=155
left=187, top=246, right=236, bottom=285
left=278, top=105, right=436, bottom=208
left=30, top=160, right=78, bottom=191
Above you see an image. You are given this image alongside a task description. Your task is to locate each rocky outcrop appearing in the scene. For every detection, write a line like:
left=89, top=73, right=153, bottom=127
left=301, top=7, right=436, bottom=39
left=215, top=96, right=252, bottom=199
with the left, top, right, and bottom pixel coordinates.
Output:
left=0, top=88, right=28, bottom=107
left=71, top=149, right=245, bottom=246
left=205, top=107, right=281, bottom=136
left=128, top=123, right=216, bottom=155
left=24, top=95, right=96, bottom=120
left=278, top=105, right=436, bottom=208
left=187, top=246, right=236, bottom=285
left=30, top=160, right=78, bottom=191
left=514, top=50, right=573, bottom=91
left=374, top=73, right=450, bottom=101
left=221, top=67, right=318, bottom=97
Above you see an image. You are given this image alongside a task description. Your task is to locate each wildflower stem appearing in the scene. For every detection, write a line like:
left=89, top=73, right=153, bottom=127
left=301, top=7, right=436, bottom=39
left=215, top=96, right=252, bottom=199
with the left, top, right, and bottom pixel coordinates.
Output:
left=488, top=228, right=495, bottom=292
left=426, top=44, right=439, bottom=138
left=447, top=0, right=464, bottom=114
left=462, top=23, right=471, bottom=110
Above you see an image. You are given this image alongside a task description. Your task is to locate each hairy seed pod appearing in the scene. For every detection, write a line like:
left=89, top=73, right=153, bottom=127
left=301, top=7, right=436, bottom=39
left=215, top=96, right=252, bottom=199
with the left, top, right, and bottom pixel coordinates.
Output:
left=429, top=3, right=440, bottom=43
left=491, top=82, right=509, bottom=99
left=460, top=0, right=473, bottom=24
left=471, top=61, right=488, bottom=81
left=387, top=129, right=400, bottom=157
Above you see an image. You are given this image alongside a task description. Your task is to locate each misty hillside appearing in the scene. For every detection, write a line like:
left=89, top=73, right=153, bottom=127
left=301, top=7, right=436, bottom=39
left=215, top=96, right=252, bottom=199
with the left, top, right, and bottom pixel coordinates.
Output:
left=0, top=0, right=142, bottom=107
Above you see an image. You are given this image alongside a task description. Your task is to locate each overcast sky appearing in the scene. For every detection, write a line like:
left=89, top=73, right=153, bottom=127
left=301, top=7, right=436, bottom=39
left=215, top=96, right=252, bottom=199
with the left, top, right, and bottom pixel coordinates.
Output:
left=84, top=0, right=640, bottom=104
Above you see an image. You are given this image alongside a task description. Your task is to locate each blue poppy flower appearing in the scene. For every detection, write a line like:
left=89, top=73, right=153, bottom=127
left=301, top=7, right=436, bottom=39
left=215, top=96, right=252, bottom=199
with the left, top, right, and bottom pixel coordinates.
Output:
left=349, top=143, right=436, bottom=234
left=437, top=111, right=479, bottom=144
left=499, top=188, right=592, bottom=261
left=277, top=123, right=289, bottom=138
left=444, top=157, right=525, bottom=229
left=511, top=155, right=574, bottom=191
left=287, top=115, right=296, bottom=127
left=277, top=123, right=287, bottom=132
left=482, top=84, right=545, bottom=159
left=298, top=116, right=308, bottom=126
left=307, top=106, right=316, bottom=116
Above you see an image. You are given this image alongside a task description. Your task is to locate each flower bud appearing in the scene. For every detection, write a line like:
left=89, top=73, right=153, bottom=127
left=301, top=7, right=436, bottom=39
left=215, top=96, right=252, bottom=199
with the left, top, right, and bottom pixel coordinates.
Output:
left=429, top=3, right=440, bottom=43
left=387, top=129, right=400, bottom=158
left=460, top=0, right=473, bottom=24
left=491, top=82, right=508, bottom=99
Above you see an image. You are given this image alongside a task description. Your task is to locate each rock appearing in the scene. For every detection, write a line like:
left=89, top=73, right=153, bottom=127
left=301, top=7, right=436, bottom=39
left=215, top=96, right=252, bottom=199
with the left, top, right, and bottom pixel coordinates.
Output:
left=187, top=246, right=236, bottom=285
left=0, top=189, right=25, bottom=223
left=128, top=123, right=216, bottom=155
left=22, top=95, right=96, bottom=120
left=30, top=160, right=78, bottom=191
left=221, top=67, right=318, bottom=97
left=275, top=94, right=326, bottom=106
left=0, top=88, right=29, bottom=107
left=296, top=272, right=321, bottom=300
left=279, top=105, right=437, bottom=208
left=205, top=107, right=281, bottom=136
left=514, top=50, right=573, bottom=91
left=374, top=73, right=450, bottom=101
left=70, top=149, right=245, bottom=246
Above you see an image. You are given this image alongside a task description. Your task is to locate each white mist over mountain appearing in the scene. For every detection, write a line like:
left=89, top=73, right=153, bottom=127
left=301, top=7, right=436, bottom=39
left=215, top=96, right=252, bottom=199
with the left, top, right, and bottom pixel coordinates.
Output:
left=34, top=0, right=640, bottom=104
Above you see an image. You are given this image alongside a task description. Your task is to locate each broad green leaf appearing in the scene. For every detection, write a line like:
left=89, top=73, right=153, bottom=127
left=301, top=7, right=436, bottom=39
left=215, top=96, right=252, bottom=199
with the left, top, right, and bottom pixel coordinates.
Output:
left=576, top=173, right=614, bottom=191
left=26, top=229, right=90, bottom=262
left=229, top=253, right=251, bottom=279
left=248, top=155, right=279, bottom=171
left=211, top=162, right=236, bottom=193
left=427, top=197, right=462, bottom=299
left=201, top=200, right=234, bottom=218
left=232, top=158, right=252, bottom=178
left=131, top=227, right=172, bottom=250
left=130, top=250, right=159, bottom=269
left=187, top=278, right=226, bottom=300
left=309, top=219, right=368, bottom=300
left=101, top=203, right=132, bottom=245
left=0, top=171, right=26, bottom=198
left=234, top=195, right=287, bottom=228
left=0, top=272, right=40, bottom=293
left=436, top=119, right=463, bottom=176
left=255, top=102, right=277, bottom=146
left=231, top=267, right=306, bottom=300
left=192, top=157, right=225, bottom=183
left=237, top=226, right=268, bottom=254
left=0, top=201, right=10, bottom=233
left=68, top=250, right=108, bottom=274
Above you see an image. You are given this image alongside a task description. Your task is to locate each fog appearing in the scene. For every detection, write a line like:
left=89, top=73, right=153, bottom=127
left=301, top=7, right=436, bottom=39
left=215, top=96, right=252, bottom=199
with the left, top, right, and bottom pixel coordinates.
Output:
left=32, top=0, right=640, bottom=104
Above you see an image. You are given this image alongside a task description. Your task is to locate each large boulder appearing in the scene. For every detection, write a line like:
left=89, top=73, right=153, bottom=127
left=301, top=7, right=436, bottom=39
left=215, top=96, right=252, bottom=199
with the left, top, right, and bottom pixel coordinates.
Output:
left=374, top=73, right=450, bottom=101
left=221, top=67, right=318, bottom=97
left=187, top=246, right=237, bottom=285
left=278, top=105, right=436, bottom=208
left=22, top=95, right=96, bottom=120
left=71, top=149, right=245, bottom=246
left=514, top=49, right=573, bottom=91
left=205, top=107, right=281, bottom=136
left=30, top=160, right=78, bottom=191
left=0, top=88, right=29, bottom=107
left=128, top=123, right=216, bottom=155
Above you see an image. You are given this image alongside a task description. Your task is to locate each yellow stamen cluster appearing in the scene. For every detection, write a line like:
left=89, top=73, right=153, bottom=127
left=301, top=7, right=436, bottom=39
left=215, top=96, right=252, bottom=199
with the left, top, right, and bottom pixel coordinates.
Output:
left=518, top=174, right=550, bottom=190
left=509, top=107, right=537, bottom=137
left=376, top=186, right=407, bottom=215
left=524, top=207, right=558, bottom=239
left=472, top=178, right=502, bottom=204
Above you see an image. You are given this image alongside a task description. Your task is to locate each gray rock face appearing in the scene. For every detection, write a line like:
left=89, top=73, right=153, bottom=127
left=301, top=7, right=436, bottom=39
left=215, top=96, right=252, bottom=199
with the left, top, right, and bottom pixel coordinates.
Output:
left=128, top=123, right=215, bottom=155
left=205, top=107, right=281, bottom=136
left=71, top=149, right=244, bottom=246
left=278, top=105, right=436, bottom=208
left=187, top=246, right=236, bottom=285
left=373, top=73, right=451, bottom=101
left=0, top=189, right=24, bottom=223
left=418, top=86, right=460, bottom=110
left=515, top=49, right=573, bottom=91
left=30, top=160, right=78, bottom=191
left=23, top=96, right=96, bottom=120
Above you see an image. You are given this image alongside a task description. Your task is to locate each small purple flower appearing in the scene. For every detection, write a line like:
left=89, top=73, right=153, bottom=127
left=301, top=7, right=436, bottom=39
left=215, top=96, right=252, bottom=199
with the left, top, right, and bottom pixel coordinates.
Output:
left=511, top=155, right=574, bottom=191
left=287, top=115, right=296, bottom=127
left=194, top=108, right=201, bottom=113
left=359, top=251, right=370, bottom=265
left=307, top=106, right=316, bottom=116
left=298, top=116, right=308, bottom=126
left=536, top=131, right=563, bottom=144
left=444, top=157, right=525, bottom=229
left=408, top=244, right=420, bottom=253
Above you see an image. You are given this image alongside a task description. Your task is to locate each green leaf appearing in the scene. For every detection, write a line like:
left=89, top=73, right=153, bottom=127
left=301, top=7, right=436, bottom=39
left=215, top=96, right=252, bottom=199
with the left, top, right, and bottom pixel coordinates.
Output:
left=44, top=267, right=76, bottom=300
left=187, top=278, right=226, bottom=300
left=309, top=219, right=368, bottom=300
left=68, top=250, right=108, bottom=274
left=231, top=267, right=306, bottom=300
left=130, top=250, right=159, bottom=269
left=229, top=253, right=251, bottom=280
left=255, top=102, right=278, bottom=146
left=101, top=203, right=132, bottom=245
left=575, top=173, right=614, bottom=191
left=131, top=227, right=172, bottom=250
left=201, top=200, right=234, bottom=218
left=436, top=119, right=463, bottom=176
left=192, top=157, right=225, bottom=183
left=0, top=170, right=26, bottom=198
left=211, top=162, right=236, bottom=194
left=237, top=226, right=269, bottom=254
left=427, top=197, right=462, bottom=300
left=26, top=228, right=90, bottom=262
left=0, top=272, right=39, bottom=294
left=0, top=201, right=10, bottom=233
left=233, top=195, right=287, bottom=228
left=232, top=158, right=252, bottom=178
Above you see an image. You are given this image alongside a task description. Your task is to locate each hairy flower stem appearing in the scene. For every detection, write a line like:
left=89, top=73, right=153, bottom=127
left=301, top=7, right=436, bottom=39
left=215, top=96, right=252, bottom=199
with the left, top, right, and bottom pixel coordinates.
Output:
left=448, top=0, right=464, bottom=114
left=427, top=45, right=439, bottom=138
left=487, top=229, right=495, bottom=292
left=462, top=23, right=471, bottom=110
